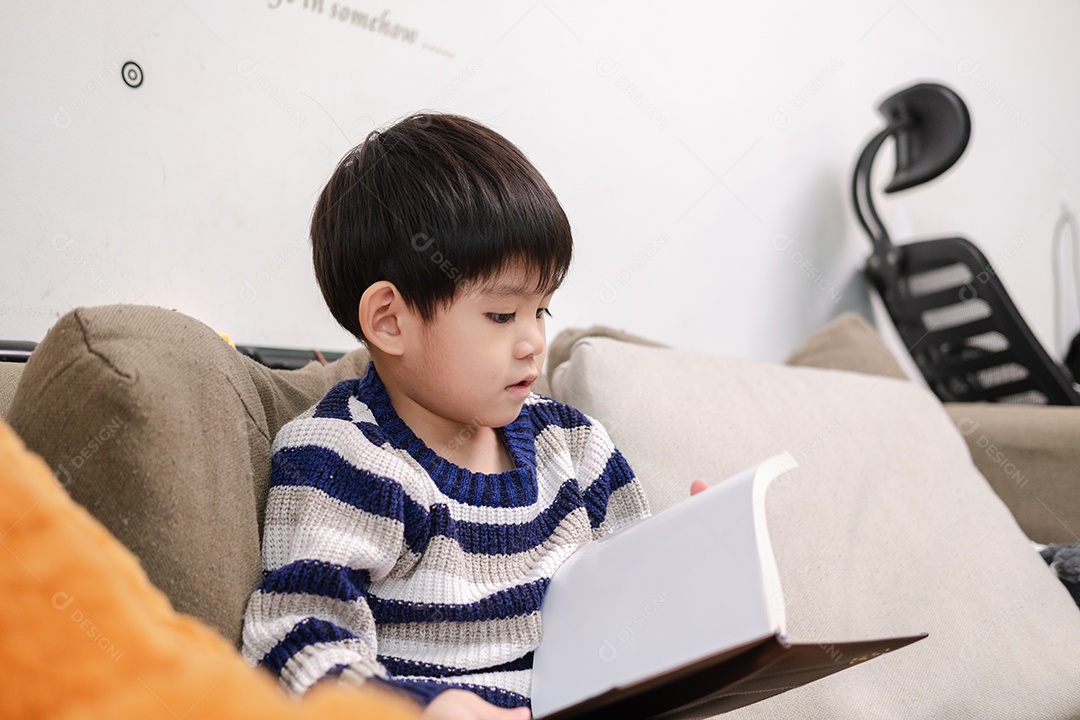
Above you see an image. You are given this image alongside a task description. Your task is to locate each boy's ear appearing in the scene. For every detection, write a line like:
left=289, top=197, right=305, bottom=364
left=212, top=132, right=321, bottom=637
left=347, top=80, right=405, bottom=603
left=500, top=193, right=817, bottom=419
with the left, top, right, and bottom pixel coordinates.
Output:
left=358, top=281, right=409, bottom=357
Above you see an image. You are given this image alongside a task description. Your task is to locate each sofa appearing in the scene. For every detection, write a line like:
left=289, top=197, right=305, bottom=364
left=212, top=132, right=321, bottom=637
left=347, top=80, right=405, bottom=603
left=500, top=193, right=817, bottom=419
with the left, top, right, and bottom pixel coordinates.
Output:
left=2, top=303, right=1079, bottom=719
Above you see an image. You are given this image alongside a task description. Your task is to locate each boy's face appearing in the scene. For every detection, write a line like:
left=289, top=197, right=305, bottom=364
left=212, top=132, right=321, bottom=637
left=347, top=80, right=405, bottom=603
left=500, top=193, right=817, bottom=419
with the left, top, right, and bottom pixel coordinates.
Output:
left=400, top=266, right=553, bottom=431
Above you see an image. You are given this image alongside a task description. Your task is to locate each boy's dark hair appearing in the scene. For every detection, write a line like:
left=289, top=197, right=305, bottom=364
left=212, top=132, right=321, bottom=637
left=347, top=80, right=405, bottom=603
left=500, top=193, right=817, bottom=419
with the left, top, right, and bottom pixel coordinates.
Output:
left=311, top=113, right=573, bottom=342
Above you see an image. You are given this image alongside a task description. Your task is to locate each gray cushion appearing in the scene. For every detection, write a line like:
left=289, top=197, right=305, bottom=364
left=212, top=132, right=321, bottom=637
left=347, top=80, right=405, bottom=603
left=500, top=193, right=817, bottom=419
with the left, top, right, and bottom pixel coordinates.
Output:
left=7, top=304, right=369, bottom=645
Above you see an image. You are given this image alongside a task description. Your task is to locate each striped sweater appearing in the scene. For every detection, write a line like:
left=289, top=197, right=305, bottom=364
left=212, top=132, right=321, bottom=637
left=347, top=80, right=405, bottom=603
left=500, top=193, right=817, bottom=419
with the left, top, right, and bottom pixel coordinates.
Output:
left=241, top=363, right=651, bottom=709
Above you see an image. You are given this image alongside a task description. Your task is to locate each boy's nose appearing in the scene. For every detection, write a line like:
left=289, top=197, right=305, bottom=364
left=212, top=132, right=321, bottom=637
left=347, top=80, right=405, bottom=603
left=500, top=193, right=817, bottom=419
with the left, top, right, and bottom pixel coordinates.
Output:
left=514, top=323, right=546, bottom=360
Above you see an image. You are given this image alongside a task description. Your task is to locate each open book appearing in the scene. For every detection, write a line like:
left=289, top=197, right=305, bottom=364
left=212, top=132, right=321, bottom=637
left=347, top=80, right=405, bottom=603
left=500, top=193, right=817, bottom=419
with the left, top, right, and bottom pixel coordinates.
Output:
left=530, top=454, right=927, bottom=719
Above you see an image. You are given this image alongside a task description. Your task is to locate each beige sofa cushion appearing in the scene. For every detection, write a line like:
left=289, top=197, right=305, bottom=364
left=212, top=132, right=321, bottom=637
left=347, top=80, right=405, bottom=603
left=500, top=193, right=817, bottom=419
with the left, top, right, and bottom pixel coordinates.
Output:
left=784, top=312, right=908, bottom=380
left=7, top=305, right=369, bottom=646
left=943, top=401, right=1080, bottom=544
left=550, top=335, right=1080, bottom=718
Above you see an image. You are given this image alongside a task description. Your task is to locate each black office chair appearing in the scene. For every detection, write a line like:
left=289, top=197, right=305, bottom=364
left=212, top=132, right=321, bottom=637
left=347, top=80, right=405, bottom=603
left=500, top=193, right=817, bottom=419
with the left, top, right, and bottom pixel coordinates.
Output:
left=852, top=81, right=1080, bottom=405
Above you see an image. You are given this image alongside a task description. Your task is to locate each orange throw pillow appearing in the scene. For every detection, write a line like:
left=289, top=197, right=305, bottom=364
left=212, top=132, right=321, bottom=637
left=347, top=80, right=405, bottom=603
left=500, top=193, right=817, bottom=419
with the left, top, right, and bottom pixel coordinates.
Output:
left=0, top=417, right=419, bottom=720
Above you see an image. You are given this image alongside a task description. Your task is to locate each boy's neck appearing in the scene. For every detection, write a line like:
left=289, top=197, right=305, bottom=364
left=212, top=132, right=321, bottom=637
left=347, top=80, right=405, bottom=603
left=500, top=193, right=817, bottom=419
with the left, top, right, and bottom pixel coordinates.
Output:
left=374, top=360, right=515, bottom=475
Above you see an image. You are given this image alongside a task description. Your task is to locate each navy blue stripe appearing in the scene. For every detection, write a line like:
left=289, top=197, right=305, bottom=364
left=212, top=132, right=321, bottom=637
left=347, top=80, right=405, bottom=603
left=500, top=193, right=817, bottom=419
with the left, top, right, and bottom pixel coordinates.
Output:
left=380, top=652, right=534, bottom=680
left=455, top=683, right=530, bottom=709
left=369, top=578, right=548, bottom=625
left=260, top=618, right=357, bottom=675
left=525, top=397, right=593, bottom=433
left=377, top=677, right=529, bottom=710
left=312, top=377, right=362, bottom=420
left=272, top=443, right=588, bottom=556
left=258, top=559, right=369, bottom=603
left=370, top=676, right=450, bottom=706
left=427, top=482, right=583, bottom=555
left=270, top=445, right=432, bottom=553
left=307, top=375, right=386, bottom=447
left=583, top=449, right=636, bottom=529
left=271, top=445, right=405, bottom=519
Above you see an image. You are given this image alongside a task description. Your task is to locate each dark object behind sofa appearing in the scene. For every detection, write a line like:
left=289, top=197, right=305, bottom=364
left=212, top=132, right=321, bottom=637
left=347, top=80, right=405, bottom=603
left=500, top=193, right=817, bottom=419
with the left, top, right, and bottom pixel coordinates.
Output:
left=1041, top=544, right=1080, bottom=610
left=851, top=81, right=1080, bottom=405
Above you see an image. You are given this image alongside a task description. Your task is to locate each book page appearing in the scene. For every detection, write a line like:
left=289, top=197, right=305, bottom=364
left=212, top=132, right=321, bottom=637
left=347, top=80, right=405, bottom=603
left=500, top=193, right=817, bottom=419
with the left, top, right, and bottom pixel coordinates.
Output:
left=531, top=453, right=798, bottom=718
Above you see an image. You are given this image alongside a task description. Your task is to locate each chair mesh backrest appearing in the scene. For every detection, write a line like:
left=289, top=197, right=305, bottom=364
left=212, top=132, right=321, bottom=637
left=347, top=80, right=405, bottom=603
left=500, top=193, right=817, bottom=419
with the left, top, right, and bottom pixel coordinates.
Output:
left=871, top=236, right=1080, bottom=405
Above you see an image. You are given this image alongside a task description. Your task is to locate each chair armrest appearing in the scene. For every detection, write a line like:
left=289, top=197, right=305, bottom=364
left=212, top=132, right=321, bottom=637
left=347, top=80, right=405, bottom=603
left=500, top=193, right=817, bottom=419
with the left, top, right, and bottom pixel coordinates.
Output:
left=945, top=402, right=1080, bottom=544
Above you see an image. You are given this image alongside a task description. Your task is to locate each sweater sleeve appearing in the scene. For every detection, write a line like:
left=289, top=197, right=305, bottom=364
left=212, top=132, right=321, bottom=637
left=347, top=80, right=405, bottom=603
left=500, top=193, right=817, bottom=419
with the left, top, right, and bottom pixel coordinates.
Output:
left=564, top=408, right=651, bottom=539
left=240, top=416, right=448, bottom=706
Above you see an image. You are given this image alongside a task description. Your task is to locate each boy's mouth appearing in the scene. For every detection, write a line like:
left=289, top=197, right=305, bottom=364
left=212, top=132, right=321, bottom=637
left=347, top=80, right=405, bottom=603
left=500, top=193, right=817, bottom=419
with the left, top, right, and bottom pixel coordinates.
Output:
left=506, top=374, right=537, bottom=394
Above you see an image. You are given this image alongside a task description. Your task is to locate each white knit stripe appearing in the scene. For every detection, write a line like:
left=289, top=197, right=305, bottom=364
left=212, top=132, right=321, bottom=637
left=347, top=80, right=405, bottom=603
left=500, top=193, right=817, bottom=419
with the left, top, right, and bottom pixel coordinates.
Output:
left=241, top=593, right=379, bottom=662
left=242, top=609, right=309, bottom=662
left=393, top=669, right=532, bottom=699
left=532, top=423, right=590, bottom=488
left=249, top=590, right=378, bottom=644
left=275, top=416, right=618, bottom=527
left=564, top=424, right=620, bottom=491
left=347, top=394, right=377, bottom=425
left=378, top=614, right=540, bottom=653
left=281, top=639, right=388, bottom=695
left=264, top=488, right=592, bottom=603
left=261, top=485, right=403, bottom=575
left=262, top=522, right=399, bottom=577
left=372, top=511, right=590, bottom=603
left=272, top=414, right=354, bottom=453
left=377, top=613, right=542, bottom=669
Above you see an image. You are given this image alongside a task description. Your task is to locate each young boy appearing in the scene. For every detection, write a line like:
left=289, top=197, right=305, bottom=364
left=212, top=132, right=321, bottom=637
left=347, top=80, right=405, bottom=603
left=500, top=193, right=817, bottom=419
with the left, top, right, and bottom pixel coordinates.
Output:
left=241, top=114, right=653, bottom=719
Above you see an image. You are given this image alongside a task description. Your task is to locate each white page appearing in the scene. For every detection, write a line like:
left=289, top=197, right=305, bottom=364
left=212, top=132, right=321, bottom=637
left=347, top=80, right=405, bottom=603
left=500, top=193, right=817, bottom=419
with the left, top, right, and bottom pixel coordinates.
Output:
left=531, top=453, right=797, bottom=718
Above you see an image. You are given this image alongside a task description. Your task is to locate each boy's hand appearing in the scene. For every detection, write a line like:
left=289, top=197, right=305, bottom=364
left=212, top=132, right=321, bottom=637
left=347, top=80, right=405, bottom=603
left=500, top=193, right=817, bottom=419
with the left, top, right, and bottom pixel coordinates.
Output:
left=423, top=689, right=532, bottom=719
left=690, top=479, right=709, bottom=495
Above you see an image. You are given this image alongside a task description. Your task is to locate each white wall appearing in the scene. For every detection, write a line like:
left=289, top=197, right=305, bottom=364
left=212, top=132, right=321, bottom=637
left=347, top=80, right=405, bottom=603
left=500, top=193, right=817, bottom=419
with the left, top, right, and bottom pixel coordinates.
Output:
left=3, top=1, right=1080, bottom=366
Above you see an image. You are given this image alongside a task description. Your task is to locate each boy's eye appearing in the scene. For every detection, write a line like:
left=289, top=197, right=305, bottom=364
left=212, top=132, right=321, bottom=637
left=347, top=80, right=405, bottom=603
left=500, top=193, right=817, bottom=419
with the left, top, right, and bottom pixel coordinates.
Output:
left=536, top=308, right=552, bottom=319
left=489, top=313, right=515, bottom=324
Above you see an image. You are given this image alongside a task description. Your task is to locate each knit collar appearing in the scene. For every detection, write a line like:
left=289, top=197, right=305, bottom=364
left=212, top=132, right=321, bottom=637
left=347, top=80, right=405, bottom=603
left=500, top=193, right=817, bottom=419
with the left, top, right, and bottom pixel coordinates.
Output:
left=357, top=362, right=538, bottom=507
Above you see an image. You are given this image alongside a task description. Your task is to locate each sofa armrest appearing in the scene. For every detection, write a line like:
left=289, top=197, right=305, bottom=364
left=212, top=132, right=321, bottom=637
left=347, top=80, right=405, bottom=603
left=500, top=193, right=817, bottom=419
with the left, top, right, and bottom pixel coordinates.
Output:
left=945, top=402, right=1080, bottom=544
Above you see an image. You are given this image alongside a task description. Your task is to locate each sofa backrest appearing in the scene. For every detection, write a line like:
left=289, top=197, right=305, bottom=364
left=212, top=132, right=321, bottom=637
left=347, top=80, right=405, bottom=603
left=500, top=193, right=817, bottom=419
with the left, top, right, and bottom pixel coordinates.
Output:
left=7, top=304, right=370, bottom=645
